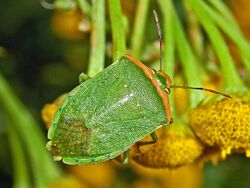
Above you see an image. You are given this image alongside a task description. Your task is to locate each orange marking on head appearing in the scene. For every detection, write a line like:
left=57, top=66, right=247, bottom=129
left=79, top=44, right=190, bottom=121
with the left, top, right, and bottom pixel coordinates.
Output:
left=124, top=55, right=172, bottom=123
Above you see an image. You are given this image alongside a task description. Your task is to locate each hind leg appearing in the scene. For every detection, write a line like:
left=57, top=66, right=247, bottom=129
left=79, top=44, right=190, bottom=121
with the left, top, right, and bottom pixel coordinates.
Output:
left=136, top=132, right=158, bottom=147
left=115, top=150, right=130, bottom=164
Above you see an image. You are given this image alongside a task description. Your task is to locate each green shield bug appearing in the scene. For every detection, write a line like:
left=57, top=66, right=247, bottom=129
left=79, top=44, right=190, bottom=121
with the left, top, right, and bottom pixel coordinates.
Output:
left=46, top=54, right=173, bottom=165
left=46, top=10, right=231, bottom=165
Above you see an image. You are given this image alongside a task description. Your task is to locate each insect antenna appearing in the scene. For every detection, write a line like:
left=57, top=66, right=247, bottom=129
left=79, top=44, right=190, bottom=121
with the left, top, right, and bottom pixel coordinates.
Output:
left=153, top=10, right=163, bottom=71
left=170, top=85, right=232, bottom=98
left=153, top=10, right=231, bottom=99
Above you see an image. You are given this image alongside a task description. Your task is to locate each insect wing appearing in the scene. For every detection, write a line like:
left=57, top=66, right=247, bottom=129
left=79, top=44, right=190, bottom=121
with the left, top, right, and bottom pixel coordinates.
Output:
left=48, top=57, right=168, bottom=164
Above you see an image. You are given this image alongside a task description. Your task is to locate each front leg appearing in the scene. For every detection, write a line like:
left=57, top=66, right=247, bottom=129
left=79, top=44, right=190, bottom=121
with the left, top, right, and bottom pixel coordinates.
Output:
left=79, top=73, right=91, bottom=84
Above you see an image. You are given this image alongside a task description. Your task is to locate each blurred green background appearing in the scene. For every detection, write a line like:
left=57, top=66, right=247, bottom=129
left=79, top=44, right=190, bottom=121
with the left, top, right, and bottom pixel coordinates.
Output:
left=1, top=0, right=250, bottom=188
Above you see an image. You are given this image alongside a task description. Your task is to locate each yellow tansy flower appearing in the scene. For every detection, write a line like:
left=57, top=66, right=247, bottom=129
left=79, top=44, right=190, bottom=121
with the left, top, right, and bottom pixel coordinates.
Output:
left=197, top=146, right=222, bottom=166
left=41, top=94, right=67, bottom=129
left=48, top=176, right=87, bottom=188
left=67, top=163, right=116, bottom=188
left=189, top=95, right=250, bottom=159
left=133, top=121, right=203, bottom=168
left=51, top=9, right=87, bottom=41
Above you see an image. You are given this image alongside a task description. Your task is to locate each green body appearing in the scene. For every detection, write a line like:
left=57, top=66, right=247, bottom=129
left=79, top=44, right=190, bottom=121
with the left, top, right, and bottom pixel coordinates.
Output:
left=47, top=56, right=168, bottom=165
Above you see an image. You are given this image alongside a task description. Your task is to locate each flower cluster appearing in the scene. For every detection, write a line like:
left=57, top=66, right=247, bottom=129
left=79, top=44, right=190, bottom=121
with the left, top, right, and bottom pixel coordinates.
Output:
left=189, top=95, right=250, bottom=159
left=133, top=123, right=203, bottom=168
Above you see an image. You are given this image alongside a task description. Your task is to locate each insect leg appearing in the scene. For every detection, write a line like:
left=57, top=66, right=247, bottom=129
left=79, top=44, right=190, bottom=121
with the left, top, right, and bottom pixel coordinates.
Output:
left=170, top=118, right=173, bottom=124
left=136, top=132, right=158, bottom=147
left=79, top=72, right=91, bottom=84
left=120, top=150, right=130, bottom=164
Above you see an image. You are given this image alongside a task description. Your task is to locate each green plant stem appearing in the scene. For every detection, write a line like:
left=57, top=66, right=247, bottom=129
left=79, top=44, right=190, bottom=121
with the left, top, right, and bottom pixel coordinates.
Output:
left=207, top=0, right=237, bottom=25
left=183, top=1, right=210, bottom=82
left=6, top=121, right=32, bottom=188
left=108, top=0, right=126, bottom=60
left=201, top=1, right=250, bottom=76
left=188, top=0, right=247, bottom=93
left=158, top=0, right=174, bottom=78
left=76, top=0, right=91, bottom=16
left=130, top=0, right=150, bottom=59
left=87, top=0, right=105, bottom=77
left=172, top=5, right=204, bottom=108
left=0, top=74, right=62, bottom=188
left=183, top=1, right=204, bottom=60
left=158, top=0, right=176, bottom=117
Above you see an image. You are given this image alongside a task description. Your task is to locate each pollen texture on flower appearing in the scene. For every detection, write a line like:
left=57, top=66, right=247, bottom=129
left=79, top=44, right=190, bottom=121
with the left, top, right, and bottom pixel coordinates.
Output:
left=189, top=95, right=250, bottom=158
left=133, top=123, right=203, bottom=169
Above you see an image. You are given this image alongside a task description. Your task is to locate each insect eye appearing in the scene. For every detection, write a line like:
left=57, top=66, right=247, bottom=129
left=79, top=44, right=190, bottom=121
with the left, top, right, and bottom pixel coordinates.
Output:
left=165, top=88, right=170, bottom=94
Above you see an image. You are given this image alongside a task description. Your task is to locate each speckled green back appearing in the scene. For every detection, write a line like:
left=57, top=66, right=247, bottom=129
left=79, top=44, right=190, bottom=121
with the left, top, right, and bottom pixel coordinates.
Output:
left=48, top=56, right=168, bottom=162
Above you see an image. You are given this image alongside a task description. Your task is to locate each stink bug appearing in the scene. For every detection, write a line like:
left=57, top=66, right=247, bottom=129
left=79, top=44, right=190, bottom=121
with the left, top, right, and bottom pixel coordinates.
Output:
left=47, top=54, right=173, bottom=165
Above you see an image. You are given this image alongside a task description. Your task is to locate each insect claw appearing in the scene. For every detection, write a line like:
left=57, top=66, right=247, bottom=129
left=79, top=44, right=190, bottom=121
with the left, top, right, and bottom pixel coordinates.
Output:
left=169, top=118, right=173, bottom=124
left=121, top=150, right=130, bottom=164
left=53, top=156, right=62, bottom=161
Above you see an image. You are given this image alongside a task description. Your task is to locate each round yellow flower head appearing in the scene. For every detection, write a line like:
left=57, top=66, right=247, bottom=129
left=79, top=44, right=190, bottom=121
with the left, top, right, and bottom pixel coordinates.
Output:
left=41, top=94, right=67, bottom=129
left=48, top=176, right=87, bottom=188
left=173, top=75, right=189, bottom=115
left=189, top=94, right=250, bottom=159
left=67, top=163, right=116, bottom=188
left=51, top=10, right=86, bottom=41
left=133, top=121, right=204, bottom=168
left=197, top=146, right=222, bottom=166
